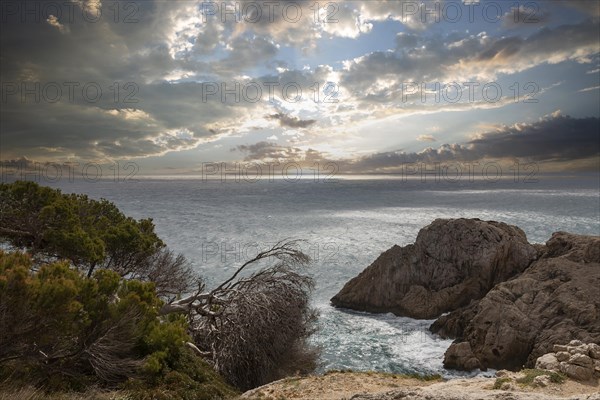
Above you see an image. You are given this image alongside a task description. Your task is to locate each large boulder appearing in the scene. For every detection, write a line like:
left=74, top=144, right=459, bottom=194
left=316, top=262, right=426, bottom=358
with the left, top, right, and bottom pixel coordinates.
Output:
left=433, top=232, right=600, bottom=370
left=331, top=219, right=537, bottom=319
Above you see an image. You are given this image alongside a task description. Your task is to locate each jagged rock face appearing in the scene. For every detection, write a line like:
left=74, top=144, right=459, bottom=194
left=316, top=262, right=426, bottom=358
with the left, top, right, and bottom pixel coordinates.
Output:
left=535, top=342, right=600, bottom=381
left=331, top=218, right=537, bottom=319
left=434, top=232, right=600, bottom=371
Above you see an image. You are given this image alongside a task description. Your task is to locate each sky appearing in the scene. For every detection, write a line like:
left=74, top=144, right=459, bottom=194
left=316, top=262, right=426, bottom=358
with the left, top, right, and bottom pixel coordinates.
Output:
left=1, top=0, right=599, bottom=176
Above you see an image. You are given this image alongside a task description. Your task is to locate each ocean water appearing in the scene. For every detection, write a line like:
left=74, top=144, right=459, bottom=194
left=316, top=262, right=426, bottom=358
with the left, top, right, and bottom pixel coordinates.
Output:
left=19, top=174, right=600, bottom=378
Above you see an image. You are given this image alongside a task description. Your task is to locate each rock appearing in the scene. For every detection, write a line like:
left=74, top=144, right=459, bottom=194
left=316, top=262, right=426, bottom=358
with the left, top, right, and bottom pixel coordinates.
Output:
left=443, top=341, right=482, bottom=371
left=569, top=339, right=584, bottom=346
left=533, top=375, right=550, bottom=387
left=553, top=344, right=568, bottom=353
left=495, top=369, right=509, bottom=377
left=594, top=359, right=600, bottom=373
left=434, top=231, right=600, bottom=370
left=536, top=353, right=559, bottom=371
left=569, top=353, right=593, bottom=368
left=331, top=219, right=537, bottom=319
left=556, top=351, right=570, bottom=362
left=500, top=382, right=515, bottom=391
left=567, top=345, right=588, bottom=355
left=588, top=343, right=600, bottom=359
left=560, top=361, right=594, bottom=381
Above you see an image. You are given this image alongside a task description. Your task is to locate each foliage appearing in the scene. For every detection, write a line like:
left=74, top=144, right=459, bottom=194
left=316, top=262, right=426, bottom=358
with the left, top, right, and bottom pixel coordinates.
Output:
left=0, top=251, right=235, bottom=399
left=515, top=369, right=566, bottom=385
left=124, top=348, right=238, bottom=400
left=1, top=181, right=319, bottom=393
left=0, top=181, right=195, bottom=297
left=492, top=377, right=511, bottom=389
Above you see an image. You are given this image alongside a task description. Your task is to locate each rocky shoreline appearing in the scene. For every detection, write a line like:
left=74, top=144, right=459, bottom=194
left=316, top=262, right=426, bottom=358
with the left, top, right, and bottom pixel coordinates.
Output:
left=331, top=219, right=600, bottom=373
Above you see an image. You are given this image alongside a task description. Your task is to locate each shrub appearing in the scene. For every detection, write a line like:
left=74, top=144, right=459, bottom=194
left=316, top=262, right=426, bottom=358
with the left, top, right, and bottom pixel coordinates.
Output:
left=0, top=181, right=195, bottom=297
left=493, top=377, right=511, bottom=389
left=515, top=369, right=566, bottom=385
left=0, top=251, right=235, bottom=399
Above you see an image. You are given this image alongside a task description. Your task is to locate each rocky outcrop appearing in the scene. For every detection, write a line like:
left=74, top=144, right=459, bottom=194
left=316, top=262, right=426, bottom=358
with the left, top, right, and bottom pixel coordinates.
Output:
left=535, top=341, right=600, bottom=381
left=432, top=232, right=600, bottom=371
left=331, top=219, right=537, bottom=319
left=332, top=219, right=600, bottom=373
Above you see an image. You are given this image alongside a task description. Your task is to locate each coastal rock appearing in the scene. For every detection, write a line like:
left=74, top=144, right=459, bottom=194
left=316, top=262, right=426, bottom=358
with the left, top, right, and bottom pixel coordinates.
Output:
left=331, top=218, right=537, bottom=319
left=536, top=353, right=559, bottom=371
left=588, top=343, right=600, bottom=359
left=569, top=353, right=593, bottom=368
left=553, top=344, right=568, bottom=353
left=532, top=342, right=599, bottom=381
left=560, top=361, right=593, bottom=381
left=533, top=375, right=550, bottom=387
left=443, top=342, right=482, bottom=371
left=433, top=232, right=600, bottom=371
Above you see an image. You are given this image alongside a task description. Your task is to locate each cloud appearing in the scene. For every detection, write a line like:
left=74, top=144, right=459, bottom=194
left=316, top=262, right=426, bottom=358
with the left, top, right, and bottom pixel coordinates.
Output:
left=46, top=15, right=69, bottom=33
left=234, top=141, right=304, bottom=161
left=1, top=1, right=598, bottom=169
left=558, top=0, right=600, bottom=18
left=341, top=19, right=600, bottom=95
left=417, top=135, right=437, bottom=142
left=465, top=114, right=599, bottom=162
left=502, top=4, right=550, bottom=28
left=578, top=86, right=600, bottom=93
left=232, top=114, right=600, bottom=172
left=266, top=113, right=317, bottom=129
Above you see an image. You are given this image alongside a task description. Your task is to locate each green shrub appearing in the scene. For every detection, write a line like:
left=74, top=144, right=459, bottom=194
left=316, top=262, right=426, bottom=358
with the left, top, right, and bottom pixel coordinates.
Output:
left=493, top=377, right=511, bottom=389
left=515, top=369, right=566, bottom=385
left=0, top=251, right=236, bottom=398
left=0, top=181, right=194, bottom=296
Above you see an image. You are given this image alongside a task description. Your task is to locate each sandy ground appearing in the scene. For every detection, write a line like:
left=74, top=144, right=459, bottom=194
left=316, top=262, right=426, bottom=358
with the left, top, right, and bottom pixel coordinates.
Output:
left=239, top=371, right=600, bottom=400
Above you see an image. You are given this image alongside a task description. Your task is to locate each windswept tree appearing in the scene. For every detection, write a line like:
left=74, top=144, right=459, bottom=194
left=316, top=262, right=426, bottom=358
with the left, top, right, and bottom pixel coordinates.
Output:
left=0, top=181, right=195, bottom=298
left=161, top=240, right=319, bottom=390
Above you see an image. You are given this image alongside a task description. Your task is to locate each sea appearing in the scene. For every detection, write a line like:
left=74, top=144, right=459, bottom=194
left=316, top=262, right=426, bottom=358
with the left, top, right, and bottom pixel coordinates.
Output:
left=8, top=173, right=600, bottom=378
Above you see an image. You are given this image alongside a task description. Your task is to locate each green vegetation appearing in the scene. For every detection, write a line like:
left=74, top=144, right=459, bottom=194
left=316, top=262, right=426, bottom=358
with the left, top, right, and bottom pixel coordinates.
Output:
left=0, top=251, right=236, bottom=398
left=515, top=369, right=566, bottom=386
left=493, top=377, right=511, bottom=389
left=0, top=180, right=194, bottom=297
left=0, top=181, right=318, bottom=397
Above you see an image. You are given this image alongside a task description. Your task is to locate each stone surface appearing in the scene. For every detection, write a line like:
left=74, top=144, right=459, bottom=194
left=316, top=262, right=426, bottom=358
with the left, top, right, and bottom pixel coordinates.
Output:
left=536, top=353, right=559, bottom=371
left=533, top=375, right=550, bottom=387
left=569, top=353, right=593, bottom=368
left=443, top=341, right=482, bottom=371
left=556, top=352, right=570, bottom=362
left=331, top=218, right=537, bottom=319
left=588, top=343, right=600, bottom=359
left=560, top=361, right=593, bottom=381
left=431, top=232, right=600, bottom=370
left=553, top=344, right=568, bottom=353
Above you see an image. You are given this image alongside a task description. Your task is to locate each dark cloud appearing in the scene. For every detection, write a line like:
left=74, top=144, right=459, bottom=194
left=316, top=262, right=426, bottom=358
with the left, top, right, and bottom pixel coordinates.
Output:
left=234, top=141, right=304, bottom=161
left=0, top=157, right=38, bottom=170
left=266, top=113, right=317, bottom=129
left=233, top=115, right=600, bottom=172
left=502, top=4, right=551, bottom=28
left=558, top=0, right=600, bottom=18
left=466, top=115, right=600, bottom=162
